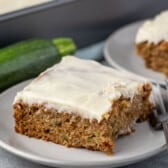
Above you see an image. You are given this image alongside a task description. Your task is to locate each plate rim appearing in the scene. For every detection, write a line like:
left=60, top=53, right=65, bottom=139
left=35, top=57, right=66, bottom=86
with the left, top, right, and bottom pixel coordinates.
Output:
left=104, top=20, right=165, bottom=85
left=0, top=80, right=166, bottom=168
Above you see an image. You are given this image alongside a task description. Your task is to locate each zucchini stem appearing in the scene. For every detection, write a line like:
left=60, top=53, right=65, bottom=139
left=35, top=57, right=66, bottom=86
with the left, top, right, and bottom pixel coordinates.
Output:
left=52, top=38, right=76, bottom=57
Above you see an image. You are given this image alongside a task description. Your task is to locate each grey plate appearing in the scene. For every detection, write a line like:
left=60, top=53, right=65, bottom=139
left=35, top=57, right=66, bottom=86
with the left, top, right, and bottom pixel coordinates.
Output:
left=104, top=21, right=166, bottom=84
left=0, top=80, right=165, bottom=168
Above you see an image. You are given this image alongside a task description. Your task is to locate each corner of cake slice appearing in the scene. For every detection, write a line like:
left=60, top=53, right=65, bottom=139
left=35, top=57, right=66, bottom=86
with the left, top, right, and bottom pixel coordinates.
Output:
left=135, top=10, right=168, bottom=77
left=13, top=56, right=153, bottom=155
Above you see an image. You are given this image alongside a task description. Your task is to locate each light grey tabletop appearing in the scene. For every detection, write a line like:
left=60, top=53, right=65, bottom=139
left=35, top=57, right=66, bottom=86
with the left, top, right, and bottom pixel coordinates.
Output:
left=0, top=42, right=167, bottom=168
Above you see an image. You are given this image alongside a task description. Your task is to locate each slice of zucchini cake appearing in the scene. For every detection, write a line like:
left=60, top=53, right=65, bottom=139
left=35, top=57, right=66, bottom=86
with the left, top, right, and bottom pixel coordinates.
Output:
left=136, top=10, right=168, bottom=77
left=13, top=56, right=153, bottom=154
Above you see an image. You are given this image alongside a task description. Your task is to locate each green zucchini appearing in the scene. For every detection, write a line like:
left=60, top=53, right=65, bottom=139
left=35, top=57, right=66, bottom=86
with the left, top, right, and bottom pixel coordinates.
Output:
left=0, top=38, right=76, bottom=92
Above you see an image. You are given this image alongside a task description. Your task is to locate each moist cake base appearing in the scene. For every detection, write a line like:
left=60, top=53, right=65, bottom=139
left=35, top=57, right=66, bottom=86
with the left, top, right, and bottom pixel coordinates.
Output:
left=14, top=84, right=153, bottom=155
left=136, top=41, right=168, bottom=77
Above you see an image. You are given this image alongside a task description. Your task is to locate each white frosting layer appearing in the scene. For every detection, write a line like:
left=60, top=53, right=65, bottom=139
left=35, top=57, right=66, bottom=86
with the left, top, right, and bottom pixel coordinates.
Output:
left=0, top=0, right=51, bottom=14
left=14, top=56, right=147, bottom=121
left=136, top=10, right=168, bottom=44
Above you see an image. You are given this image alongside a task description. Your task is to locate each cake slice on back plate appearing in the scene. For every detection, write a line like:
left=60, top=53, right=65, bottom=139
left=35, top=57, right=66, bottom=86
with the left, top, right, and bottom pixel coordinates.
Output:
left=136, top=10, right=168, bottom=77
left=13, top=56, right=153, bottom=155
